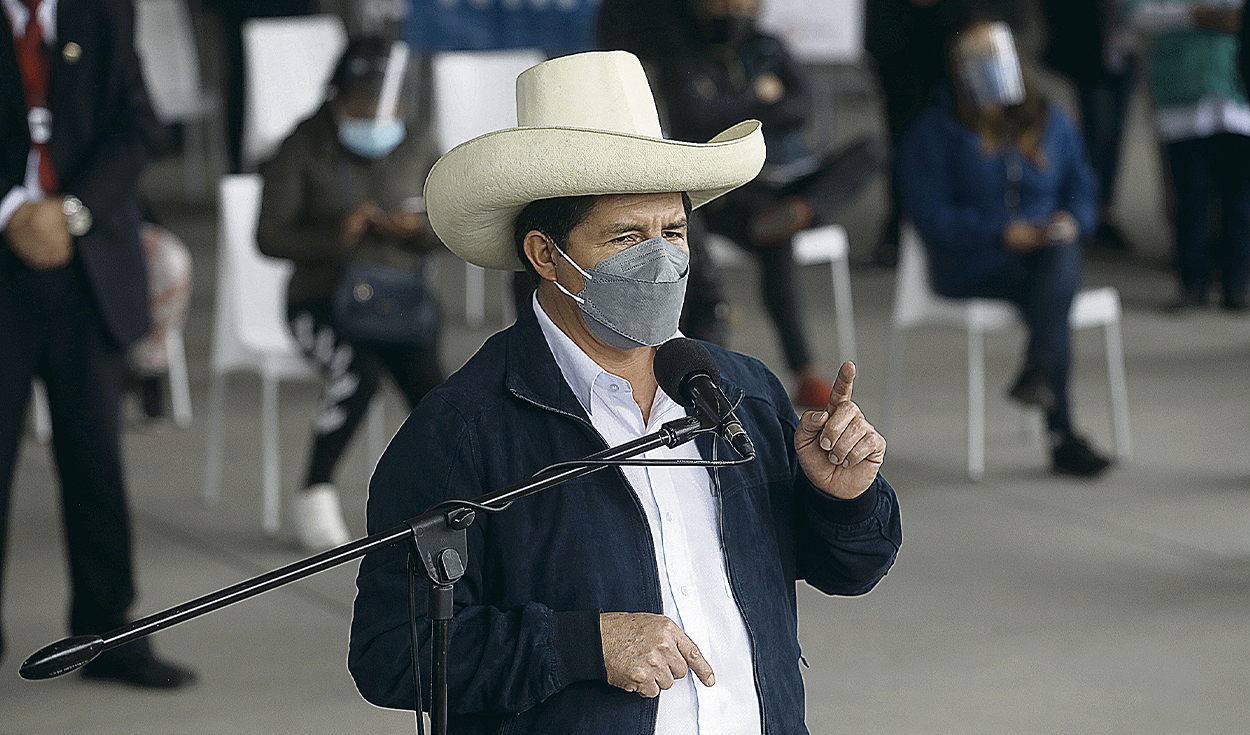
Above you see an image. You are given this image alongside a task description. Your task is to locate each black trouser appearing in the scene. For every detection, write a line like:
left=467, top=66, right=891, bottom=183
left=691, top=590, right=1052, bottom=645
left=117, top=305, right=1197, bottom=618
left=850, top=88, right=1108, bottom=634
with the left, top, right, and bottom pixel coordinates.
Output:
left=938, top=242, right=1083, bottom=434
left=0, top=255, right=138, bottom=657
left=289, top=303, right=444, bottom=488
left=1165, top=133, right=1250, bottom=304
left=700, top=182, right=815, bottom=373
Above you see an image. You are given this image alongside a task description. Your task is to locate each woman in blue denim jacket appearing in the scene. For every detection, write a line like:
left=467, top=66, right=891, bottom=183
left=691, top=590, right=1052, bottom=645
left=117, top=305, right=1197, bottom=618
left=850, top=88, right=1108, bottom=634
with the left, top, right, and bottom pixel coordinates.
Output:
left=899, top=15, right=1113, bottom=477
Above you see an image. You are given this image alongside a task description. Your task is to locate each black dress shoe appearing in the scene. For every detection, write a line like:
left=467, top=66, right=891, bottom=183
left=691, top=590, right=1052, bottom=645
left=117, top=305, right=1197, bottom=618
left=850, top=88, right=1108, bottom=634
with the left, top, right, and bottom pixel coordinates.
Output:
left=1222, top=294, right=1249, bottom=312
left=1007, top=365, right=1057, bottom=413
left=81, top=650, right=198, bottom=689
left=1051, top=432, right=1113, bottom=478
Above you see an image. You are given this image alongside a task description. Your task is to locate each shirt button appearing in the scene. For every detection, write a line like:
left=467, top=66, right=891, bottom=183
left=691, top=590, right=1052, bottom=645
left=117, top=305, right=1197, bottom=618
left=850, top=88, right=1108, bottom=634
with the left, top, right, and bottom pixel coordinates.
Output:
left=665, top=512, right=674, bottom=521
left=680, top=586, right=690, bottom=596
left=610, top=383, right=620, bottom=392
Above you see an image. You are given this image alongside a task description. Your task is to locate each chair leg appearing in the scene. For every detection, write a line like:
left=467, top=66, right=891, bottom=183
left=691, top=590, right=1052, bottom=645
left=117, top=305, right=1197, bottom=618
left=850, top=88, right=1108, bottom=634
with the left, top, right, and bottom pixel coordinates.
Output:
left=261, top=375, right=281, bottom=537
left=968, top=330, right=986, bottom=482
left=366, top=395, right=386, bottom=475
left=166, top=328, right=193, bottom=428
left=1104, top=320, right=1132, bottom=459
left=202, top=371, right=227, bottom=506
left=830, top=258, right=858, bottom=364
left=465, top=262, right=485, bottom=328
left=30, top=379, right=52, bottom=445
left=881, top=330, right=905, bottom=439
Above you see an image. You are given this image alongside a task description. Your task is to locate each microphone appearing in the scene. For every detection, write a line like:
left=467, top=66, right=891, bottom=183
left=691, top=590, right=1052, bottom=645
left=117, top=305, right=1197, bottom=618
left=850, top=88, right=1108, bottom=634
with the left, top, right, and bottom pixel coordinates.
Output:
left=654, top=338, right=755, bottom=459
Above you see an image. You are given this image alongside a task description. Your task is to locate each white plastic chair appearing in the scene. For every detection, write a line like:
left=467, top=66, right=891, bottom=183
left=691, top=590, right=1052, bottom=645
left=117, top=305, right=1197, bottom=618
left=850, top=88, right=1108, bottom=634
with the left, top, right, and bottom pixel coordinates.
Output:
left=135, top=0, right=224, bottom=197
left=882, top=225, right=1130, bottom=480
left=240, top=14, right=347, bottom=169
left=204, top=174, right=384, bottom=536
left=705, top=224, right=858, bottom=364
left=431, top=49, right=546, bottom=328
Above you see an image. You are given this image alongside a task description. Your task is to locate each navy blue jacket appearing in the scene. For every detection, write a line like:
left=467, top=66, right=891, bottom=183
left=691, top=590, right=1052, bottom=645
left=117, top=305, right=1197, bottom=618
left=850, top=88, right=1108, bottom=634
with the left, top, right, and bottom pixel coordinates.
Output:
left=349, top=303, right=902, bottom=734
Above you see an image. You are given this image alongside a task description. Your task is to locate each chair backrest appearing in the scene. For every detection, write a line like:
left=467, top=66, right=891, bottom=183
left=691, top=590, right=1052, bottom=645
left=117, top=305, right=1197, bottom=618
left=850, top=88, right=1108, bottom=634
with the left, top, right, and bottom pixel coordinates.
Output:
left=431, top=49, right=547, bottom=153
left=213, top=174, right=303, bottom=372
left=135, top=0, right=206, bottom=123
left=895, top=224, right=1022, bottom=331
left=241, top=14, right=347, bottom=168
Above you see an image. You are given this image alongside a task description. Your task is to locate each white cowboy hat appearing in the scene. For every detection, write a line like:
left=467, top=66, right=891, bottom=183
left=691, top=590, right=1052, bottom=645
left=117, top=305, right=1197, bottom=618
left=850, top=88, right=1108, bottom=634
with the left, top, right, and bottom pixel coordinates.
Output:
left=423, top=50, right=766, bottom=271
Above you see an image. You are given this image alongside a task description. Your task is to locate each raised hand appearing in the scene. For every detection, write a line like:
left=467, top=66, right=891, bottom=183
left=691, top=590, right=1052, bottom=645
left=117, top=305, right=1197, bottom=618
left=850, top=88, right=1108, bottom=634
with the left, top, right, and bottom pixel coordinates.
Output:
left=794, top=361, right=886, bottom=499
left=600, top=612, right=715, bottom=698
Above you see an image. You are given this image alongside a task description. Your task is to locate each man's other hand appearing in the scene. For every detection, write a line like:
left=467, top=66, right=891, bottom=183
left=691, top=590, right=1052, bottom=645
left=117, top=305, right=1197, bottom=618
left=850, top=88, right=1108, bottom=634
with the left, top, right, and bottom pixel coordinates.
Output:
left=794, top=361, right=885, bottom=500
left=600, top=612, right=715, bottom=698
left=4, top=198, right=73, bottom=270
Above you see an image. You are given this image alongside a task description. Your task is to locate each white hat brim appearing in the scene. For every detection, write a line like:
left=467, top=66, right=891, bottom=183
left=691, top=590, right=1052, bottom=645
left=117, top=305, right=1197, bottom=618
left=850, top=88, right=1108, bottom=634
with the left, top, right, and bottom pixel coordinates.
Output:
left=424, top=120, right=766, bottom=271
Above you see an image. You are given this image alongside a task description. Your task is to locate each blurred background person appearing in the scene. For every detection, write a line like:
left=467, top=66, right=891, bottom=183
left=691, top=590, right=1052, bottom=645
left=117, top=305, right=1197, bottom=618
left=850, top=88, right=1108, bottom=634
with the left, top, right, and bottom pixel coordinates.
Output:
left=899, top=13, right=1114, bottom=478
left=604, top=0, right=883, bottom=409
left=0, top=0, right=195, bottom=686
left=202, top=0, right=318, bottom=173
left=1040, top=0, right=1139, bottom=252
left=258, top=37, right=445, bottom=552
left=1126, top=0, right=1250, bottom=312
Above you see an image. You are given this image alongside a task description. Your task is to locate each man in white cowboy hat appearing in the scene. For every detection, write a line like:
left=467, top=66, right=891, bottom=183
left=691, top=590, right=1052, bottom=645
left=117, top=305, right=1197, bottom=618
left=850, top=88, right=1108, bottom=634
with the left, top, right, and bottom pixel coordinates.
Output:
left=349, top=51, right=901, bottom=735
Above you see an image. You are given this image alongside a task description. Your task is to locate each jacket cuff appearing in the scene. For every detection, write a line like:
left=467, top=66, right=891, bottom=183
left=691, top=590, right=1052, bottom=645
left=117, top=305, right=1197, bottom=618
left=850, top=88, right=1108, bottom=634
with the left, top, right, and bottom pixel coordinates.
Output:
left=806, top=473, right=884, bottom=526
left=552, top=609, right=606, bottom=684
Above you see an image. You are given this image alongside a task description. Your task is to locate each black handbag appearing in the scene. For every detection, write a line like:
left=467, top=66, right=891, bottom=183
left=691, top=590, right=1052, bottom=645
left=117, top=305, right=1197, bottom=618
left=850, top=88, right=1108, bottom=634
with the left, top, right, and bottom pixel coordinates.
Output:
left=332, top=261, right=439, bottom=347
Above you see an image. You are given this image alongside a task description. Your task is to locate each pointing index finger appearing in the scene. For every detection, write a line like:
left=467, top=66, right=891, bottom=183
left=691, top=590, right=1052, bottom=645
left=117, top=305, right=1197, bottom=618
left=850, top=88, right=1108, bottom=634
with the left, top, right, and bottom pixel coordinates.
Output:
left=827, top=361, right=856, bottom=407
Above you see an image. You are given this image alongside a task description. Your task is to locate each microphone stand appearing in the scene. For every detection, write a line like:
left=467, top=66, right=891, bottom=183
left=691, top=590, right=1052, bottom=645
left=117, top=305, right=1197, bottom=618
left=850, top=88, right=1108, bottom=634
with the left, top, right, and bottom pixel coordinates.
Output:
left=21, top=414, right=714, bottom=735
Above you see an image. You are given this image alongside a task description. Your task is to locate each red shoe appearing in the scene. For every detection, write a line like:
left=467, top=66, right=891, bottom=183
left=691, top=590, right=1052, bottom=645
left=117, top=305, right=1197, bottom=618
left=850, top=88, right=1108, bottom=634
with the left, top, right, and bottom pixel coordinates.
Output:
left=793, top=376, right=833, bottom=410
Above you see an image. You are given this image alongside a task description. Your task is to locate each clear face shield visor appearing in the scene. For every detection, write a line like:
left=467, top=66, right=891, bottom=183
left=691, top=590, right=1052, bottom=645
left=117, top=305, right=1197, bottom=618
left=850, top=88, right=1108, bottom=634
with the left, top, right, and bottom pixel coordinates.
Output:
left=955, top=22, right=1026, bottom=108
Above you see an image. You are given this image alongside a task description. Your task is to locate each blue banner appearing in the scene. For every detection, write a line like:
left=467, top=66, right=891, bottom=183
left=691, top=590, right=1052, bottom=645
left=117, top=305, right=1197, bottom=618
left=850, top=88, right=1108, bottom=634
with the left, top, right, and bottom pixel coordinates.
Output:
left=405, top=0, right=602, bottom=54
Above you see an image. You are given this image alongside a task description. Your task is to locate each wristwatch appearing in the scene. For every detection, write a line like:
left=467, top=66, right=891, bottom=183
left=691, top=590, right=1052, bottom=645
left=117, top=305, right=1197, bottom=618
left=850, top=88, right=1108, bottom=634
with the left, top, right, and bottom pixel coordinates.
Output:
left=62, top=195, right=92, bottom=237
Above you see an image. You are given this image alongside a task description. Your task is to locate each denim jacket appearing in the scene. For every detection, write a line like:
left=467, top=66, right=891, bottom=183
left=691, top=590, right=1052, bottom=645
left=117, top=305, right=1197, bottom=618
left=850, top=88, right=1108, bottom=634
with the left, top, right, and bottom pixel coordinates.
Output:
left=349, top=303, right=902, bottom=734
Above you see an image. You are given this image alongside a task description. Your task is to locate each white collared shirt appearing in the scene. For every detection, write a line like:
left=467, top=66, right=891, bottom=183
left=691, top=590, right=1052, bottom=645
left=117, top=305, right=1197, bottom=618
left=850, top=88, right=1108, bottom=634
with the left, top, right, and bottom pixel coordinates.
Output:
left=533, top=294, right=762, bottom=735
left=0, top=0, right=59, bottom=231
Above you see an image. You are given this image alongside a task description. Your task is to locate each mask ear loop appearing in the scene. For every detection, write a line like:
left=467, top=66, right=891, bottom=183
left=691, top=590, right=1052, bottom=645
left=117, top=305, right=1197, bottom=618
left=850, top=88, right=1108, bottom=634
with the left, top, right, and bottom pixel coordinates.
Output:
left=547, top=234, right=592, bottom=305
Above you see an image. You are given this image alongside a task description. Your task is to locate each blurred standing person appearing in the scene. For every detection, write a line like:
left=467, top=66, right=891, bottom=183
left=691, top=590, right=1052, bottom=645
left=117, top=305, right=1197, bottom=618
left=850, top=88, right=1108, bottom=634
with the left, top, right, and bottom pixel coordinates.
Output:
left=0, top=0, right=196, bottom=685
left=865, top=0, right=965, bottom=267
left=865, top=0, right=1023, bottom=267
left=649, top=0, right=884, bottom=409
left=1127, top=0, right=1250, bottom=312
left=899, top=15, right=1115, bottom=477
left=1041, top=0, right=1139, bottom=252
left=258, top=37, right=446, bottom=552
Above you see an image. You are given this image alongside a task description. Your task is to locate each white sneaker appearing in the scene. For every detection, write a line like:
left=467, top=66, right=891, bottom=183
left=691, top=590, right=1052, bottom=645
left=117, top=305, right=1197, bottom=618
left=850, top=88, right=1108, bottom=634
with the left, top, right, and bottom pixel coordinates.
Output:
left=294, top=484, right=351, bottom=552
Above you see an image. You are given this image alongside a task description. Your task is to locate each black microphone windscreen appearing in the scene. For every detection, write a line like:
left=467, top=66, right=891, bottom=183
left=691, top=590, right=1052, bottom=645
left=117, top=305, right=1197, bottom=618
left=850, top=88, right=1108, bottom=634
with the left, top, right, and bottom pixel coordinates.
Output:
left=654, top=338, right=720, bottom=408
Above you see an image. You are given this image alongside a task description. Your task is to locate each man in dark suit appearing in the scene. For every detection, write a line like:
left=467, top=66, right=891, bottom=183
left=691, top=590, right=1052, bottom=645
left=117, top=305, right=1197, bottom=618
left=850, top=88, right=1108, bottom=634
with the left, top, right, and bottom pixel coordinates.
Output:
left=0, top=0, right=195, bottom=687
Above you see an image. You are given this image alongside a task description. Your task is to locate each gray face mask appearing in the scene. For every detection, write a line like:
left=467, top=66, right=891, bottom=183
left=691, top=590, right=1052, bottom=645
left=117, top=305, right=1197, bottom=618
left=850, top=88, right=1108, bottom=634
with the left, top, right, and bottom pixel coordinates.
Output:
left=552, top=236, right=690, bottom=350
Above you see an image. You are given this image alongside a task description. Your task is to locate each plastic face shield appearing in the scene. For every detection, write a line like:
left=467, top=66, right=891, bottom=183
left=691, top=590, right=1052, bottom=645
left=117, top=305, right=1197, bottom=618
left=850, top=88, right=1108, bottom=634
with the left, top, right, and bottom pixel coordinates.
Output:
left=956, top=22, right=1026, bottom=108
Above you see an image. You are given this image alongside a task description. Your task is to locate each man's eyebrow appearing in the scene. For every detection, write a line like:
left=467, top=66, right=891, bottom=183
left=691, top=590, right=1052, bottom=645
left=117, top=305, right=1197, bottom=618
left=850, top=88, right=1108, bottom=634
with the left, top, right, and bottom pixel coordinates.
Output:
left=599, top=216, right=689, bottom=236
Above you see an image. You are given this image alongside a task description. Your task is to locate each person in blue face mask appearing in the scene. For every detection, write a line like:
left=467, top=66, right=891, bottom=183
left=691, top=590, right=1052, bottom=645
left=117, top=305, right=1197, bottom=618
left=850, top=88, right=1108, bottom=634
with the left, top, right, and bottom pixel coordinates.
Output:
left=257, top=36, right=446, bottom=552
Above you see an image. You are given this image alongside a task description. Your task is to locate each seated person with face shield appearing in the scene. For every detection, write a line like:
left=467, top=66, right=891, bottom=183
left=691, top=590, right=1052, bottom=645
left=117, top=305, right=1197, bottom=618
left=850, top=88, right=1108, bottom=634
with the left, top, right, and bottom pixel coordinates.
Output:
left=258, top=38, right=446, bottom=551
left=898, top=16, right=1114, bottom=478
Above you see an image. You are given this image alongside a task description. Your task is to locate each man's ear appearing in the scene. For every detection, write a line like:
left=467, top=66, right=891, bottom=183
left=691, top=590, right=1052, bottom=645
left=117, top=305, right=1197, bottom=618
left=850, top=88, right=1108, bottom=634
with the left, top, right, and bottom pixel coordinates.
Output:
left=522, top=231, right=558, bottom=282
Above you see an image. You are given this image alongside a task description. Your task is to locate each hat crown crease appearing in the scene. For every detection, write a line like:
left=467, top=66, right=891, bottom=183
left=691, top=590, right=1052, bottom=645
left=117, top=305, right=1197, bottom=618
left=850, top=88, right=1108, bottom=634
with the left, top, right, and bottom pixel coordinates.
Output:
left=516, top=51, right=663, bottom=138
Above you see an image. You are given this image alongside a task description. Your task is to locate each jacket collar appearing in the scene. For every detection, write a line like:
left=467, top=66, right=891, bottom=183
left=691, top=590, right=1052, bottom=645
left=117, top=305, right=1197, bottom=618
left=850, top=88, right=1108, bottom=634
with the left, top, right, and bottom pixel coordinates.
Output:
left=502, top=294, right=747, bottom=441
left=504, top=293, right=595, bottom=425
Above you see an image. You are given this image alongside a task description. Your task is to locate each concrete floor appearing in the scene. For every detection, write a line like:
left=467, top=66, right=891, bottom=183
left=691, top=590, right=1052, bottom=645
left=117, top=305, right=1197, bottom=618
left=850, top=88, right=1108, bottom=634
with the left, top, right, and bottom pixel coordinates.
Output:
left=3, top=90, right=1250, bottom=733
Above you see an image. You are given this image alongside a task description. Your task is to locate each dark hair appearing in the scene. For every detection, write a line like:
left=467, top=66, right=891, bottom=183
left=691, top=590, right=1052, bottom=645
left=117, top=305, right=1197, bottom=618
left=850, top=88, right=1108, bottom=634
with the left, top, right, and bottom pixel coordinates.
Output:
left=329, top=36, right=393, bottom=99
left=512, top=192, right=694, bottom=275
